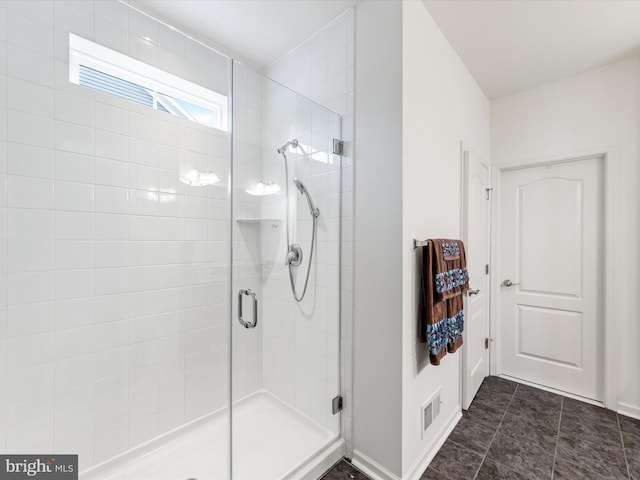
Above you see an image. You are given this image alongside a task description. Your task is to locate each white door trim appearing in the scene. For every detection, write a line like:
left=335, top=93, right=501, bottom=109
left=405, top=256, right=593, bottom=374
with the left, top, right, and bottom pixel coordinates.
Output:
left=459, top=141, right=491, bottom=409
left=490, top=146, right=618, bottom=410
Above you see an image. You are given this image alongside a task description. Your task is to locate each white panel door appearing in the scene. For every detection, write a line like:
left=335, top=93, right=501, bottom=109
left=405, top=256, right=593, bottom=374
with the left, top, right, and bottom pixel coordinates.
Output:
left=498, top=157, right=604, bottom=400
left=462, top=146, right=490, bottom=409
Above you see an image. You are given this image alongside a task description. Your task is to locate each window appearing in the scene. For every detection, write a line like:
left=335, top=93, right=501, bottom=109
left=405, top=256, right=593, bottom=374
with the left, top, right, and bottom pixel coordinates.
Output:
left=69, top=33, right=228, bottom=131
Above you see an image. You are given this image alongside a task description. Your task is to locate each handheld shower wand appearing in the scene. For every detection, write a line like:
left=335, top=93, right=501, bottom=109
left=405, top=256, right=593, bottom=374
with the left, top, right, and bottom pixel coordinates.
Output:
left=293, top=178, right=320, bottom=217
left=278, top=139, right=319, bottom=302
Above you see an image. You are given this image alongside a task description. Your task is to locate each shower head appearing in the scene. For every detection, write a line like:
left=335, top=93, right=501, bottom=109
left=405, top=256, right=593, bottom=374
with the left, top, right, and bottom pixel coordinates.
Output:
left=277, top=138, right=299, bottom=154
left=293, top=178, right=319, bottom=218
left=293, top=178, right=307, bottom=195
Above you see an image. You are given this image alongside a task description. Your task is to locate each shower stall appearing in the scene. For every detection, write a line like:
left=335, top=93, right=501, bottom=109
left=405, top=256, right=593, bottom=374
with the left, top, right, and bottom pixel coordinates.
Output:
left=0, top=1, right=343, bottom=479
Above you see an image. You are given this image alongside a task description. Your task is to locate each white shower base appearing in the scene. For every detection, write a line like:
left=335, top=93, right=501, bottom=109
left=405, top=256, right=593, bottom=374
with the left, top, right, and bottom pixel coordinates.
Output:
left=82, top=391, right=342, bottom=480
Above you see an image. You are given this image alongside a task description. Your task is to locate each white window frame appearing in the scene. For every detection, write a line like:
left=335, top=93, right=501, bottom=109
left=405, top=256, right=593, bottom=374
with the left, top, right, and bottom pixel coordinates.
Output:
left=69, top=33, right=228, bottom=131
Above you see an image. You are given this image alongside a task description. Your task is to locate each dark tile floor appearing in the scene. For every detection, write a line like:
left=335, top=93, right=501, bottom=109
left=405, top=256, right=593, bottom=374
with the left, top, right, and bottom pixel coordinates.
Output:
left=320, top=376, right=640, bottom=480
left=320, top=459, right=371, bottom=479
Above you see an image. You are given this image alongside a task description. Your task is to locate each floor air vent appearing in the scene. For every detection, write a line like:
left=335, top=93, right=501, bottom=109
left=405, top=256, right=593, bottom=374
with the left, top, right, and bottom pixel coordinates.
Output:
left=421, top=388, right=442, bottom=438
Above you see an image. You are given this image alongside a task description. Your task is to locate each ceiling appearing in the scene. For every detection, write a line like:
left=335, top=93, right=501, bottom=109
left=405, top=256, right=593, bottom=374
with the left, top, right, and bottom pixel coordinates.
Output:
left=425, top=0, right=640, bottom=98
left=136, top=0, right=359, bottom=68
left=136, top=0, right=640, bottom=99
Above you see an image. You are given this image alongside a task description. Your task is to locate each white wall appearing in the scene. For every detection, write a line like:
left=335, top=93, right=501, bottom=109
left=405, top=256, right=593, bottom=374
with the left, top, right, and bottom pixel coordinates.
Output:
left=401, top=0, right=490, bottom=475
left=0, top=0, right=231, bottom=470
left=491, top=55, right=640, bottom=418
left=350, top=2, right=491, bottom=477
left=353, top=0, right=404, bottom=476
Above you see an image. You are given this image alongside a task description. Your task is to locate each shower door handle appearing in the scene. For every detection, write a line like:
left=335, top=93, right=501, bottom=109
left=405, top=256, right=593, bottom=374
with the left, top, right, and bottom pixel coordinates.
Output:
left=238, top=289, right=258, bottom=329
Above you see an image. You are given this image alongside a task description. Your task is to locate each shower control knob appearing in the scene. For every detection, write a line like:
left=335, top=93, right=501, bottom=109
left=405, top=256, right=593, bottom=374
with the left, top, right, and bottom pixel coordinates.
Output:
left=286, top=243, right=303, bottom=267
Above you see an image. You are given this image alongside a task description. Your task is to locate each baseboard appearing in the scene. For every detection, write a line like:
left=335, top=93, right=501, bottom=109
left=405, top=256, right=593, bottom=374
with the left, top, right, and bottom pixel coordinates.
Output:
left=351, top=407, right=462, bottom=480
left=403, top=408, right=462, bottom=480
left=351, top=450, right=401, bottom=480
left=618, top=402, right=640, bottom=420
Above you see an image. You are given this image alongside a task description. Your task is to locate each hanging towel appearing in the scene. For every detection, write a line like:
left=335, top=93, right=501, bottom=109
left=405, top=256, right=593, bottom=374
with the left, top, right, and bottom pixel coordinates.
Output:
left=418, top=239, right=469, bottom=365
left=431, top=239, right=469, bottom=300
left=446, top=294, right=464, bottom=354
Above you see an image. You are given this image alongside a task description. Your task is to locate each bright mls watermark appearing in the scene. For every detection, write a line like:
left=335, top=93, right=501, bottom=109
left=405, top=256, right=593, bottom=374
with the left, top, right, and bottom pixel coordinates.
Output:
left=0, top=456, right=77, bottom=480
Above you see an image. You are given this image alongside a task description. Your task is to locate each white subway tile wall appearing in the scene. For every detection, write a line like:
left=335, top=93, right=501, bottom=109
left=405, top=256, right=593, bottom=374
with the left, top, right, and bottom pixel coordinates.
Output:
left=265, top=8, right=355, bottom=455
left=0, top=0, right=231, bottom=470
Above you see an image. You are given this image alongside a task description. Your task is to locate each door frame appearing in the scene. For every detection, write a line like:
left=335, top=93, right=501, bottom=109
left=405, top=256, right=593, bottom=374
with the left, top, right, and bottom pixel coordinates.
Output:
left=459, top=141, right=492, bottom=410
left=490, top=147, right=617, bottom=410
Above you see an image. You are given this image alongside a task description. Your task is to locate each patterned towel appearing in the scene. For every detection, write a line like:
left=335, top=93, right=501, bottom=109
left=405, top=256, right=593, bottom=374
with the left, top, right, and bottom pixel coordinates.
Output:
left=418, top=239, right=469, bottom=365
left=432, top=239, right=469, bottom=301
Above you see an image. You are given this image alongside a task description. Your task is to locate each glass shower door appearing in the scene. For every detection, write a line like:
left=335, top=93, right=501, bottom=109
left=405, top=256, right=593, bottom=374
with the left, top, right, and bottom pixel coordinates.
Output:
left=230, top=61, right=342, bottom=479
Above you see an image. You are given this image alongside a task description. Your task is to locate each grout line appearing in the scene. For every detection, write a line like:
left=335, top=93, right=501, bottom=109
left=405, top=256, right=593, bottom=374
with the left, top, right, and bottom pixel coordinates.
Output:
left=448, top=438, right=484, bottom=456
left=618, top=414, right=632, bottom=480
left=471, top=383, right=518, bottom=480
left=550, top=396, right=563, bottom=479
